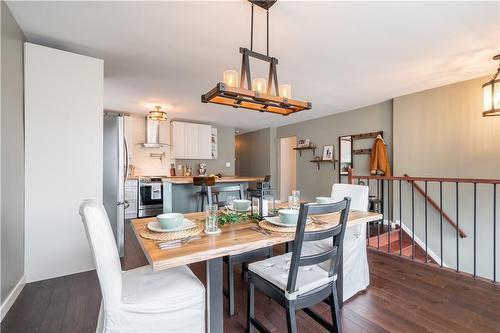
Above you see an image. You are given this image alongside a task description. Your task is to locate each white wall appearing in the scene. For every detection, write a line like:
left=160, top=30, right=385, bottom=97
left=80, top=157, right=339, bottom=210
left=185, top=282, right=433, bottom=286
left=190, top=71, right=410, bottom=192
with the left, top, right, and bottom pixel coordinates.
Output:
left=1, top=1, right=26, bottom=317
left=24, top=43, right=103, bottom=282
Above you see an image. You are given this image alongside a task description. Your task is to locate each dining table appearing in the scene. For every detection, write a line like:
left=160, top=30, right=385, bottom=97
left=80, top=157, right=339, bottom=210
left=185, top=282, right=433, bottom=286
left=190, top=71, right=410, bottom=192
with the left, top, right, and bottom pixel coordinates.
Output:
left=131, top=208, right=383, bottom=332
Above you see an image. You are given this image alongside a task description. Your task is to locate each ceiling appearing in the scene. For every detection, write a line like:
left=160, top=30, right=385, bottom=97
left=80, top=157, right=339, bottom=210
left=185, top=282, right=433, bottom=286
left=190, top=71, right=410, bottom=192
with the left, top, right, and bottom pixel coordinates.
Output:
left=7, top=1, right=500, bottom=133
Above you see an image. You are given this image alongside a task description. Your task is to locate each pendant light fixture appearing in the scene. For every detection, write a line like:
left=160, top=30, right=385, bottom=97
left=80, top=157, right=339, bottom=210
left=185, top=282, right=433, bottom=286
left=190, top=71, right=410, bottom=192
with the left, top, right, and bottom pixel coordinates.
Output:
left=148, top=105, right=168, bottom=121
left=201, top=0, right=311, bottom=116
left=482, top=54, right=500, bottom=117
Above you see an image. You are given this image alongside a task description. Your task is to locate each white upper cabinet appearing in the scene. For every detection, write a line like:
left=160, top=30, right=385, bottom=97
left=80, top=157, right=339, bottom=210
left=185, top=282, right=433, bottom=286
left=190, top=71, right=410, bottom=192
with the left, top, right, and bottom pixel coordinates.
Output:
left=171, top=121, right=212, bottom=159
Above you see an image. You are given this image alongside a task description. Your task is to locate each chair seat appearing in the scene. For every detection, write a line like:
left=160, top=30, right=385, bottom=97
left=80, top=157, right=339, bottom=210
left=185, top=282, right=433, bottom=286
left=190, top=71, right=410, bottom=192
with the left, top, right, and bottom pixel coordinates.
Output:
left=248, top=253, right=335, bottom=299
left=122, top=265, right=204, bottom=310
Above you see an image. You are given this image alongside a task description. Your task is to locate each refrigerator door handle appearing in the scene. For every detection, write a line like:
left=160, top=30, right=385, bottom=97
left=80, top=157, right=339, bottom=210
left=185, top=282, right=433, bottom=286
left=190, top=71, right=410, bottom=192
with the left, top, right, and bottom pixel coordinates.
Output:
left=124, top=136, right=130, bottom=182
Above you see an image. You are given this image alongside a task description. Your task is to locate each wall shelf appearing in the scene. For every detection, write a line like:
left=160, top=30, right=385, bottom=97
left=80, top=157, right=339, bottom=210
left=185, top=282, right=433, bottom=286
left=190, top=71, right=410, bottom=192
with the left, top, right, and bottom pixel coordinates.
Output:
left=293, top=146, right=316, bottom=157
left=352, top=148, right=372, bottom=155
left=310, top=159, right=337, bottom=170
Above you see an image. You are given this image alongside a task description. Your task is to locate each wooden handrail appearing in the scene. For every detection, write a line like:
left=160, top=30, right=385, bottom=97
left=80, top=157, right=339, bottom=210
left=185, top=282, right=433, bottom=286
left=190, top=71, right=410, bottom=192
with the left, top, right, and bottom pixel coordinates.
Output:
left=347, top=168, right=500, bottom=184
left=347, top=169, right=472, bottom=238
left=403, top=174, right=467, bottom=238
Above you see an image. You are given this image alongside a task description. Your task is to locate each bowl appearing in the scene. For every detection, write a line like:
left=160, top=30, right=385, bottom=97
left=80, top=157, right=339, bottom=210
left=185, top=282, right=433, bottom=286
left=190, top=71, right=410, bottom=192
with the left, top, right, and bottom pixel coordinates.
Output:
left=157, top=213, right=184, bottom=230
left=232, top=199, right=251, bottom=211
left=279, top=209, right=300, bottom=225
left=316, top=197, right=334, bottom=204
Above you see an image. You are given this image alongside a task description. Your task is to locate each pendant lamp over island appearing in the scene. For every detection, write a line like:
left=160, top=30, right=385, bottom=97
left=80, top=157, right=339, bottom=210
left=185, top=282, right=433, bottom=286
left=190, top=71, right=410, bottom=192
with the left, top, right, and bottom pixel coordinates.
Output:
left=201, top=0, right=311, bottom=116
left=482, top=54, right=500, bottom=117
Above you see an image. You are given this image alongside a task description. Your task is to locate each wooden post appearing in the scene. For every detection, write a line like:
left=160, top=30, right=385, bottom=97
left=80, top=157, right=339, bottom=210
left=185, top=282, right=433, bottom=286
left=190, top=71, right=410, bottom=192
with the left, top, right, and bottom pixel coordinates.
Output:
left=347, top=168, right=354, bottom=184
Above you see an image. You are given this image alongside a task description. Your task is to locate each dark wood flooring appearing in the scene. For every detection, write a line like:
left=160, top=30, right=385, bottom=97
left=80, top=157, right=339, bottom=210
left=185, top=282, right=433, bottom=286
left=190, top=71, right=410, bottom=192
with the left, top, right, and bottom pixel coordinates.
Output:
left=2, top=220, right=500, bottom=333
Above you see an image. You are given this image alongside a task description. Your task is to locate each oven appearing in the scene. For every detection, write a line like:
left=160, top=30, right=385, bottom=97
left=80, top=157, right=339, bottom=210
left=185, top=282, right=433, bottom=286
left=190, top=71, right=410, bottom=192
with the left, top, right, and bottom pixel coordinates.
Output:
left=138, top=178, right=164, bottom=217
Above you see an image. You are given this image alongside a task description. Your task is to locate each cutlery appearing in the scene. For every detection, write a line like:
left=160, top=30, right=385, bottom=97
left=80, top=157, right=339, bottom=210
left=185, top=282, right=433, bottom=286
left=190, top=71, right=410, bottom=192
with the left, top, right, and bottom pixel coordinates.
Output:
left=158, top=236, right=200, bottom=249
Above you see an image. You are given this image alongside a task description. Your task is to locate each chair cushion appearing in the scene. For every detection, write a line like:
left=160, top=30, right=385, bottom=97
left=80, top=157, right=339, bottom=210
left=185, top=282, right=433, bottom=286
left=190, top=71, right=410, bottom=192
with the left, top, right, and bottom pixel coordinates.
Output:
left=248, top=253, right=335, bottom=299
left=122, top=265, right=205, bottom=311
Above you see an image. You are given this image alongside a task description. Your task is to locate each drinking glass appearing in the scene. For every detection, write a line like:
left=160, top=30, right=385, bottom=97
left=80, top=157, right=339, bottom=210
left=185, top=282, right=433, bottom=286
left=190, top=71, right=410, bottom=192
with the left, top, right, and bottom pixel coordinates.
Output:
left=291, top=190, right=300, bottom=210
left=227, top=195, right=236, bottom=209
left=205, top=204, right=220, bottom=233
left=288, top=195, right=295, bottom=209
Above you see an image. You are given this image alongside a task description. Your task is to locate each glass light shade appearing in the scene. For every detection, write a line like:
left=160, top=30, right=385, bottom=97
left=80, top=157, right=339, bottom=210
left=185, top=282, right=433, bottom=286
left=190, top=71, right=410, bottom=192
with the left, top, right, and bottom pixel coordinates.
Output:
left=252, top=78, right=267, bottom=93
left=495, top=82, right=500, bottom=110
left=483, top=85, right=493, bottom=112
left=223, top=70, right=239, bottom=88
left=483, top=80, right=500, bottom=116
left=279, top=84, right=292, bottom=99
left=148, top=106, right=168, bottom=121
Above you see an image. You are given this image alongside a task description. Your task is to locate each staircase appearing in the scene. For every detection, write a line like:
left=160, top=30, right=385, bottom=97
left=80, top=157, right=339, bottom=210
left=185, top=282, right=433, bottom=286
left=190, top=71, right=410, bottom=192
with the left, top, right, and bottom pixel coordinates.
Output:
left=368, top=224, right=436, bottom=264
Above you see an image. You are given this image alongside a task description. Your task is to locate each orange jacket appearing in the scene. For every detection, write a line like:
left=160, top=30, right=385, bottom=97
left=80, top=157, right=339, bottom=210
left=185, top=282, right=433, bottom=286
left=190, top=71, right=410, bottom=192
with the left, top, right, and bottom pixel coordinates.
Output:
left=370, top=137, right=391, bottom=176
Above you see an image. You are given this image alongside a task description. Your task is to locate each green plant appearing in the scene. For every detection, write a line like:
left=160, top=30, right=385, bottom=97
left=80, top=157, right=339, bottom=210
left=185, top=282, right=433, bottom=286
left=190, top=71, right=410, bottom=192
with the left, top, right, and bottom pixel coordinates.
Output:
left=217, top=212, right=262, bottom=225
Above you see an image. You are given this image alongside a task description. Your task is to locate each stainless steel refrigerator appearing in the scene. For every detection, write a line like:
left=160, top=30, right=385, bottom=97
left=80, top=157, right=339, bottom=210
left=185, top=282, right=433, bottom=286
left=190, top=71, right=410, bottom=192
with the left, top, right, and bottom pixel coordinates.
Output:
left=103, top=113, right=129, bottom=257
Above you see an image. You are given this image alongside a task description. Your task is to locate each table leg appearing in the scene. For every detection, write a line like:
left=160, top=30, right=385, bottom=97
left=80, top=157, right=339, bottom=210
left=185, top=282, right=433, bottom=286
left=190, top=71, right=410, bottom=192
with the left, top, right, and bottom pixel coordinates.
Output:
left=207, top=257, right=223, bottom=332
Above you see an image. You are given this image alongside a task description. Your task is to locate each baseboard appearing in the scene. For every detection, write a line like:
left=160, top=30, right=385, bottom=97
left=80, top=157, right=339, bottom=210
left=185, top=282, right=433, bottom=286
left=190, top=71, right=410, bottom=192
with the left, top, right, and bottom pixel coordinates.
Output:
left=399, top=223, right=446, bottom=267
left=0, top=275, right=26, bottom=322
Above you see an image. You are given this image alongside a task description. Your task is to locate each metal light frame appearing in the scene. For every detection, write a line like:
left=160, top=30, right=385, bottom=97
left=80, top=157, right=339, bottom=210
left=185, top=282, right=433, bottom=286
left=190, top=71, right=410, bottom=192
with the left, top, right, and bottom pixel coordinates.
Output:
left=148, top=106, right=168, bottom=121
left=201, top=0, right=311, bottom=116
left=482, top=54, right=500, bottom=117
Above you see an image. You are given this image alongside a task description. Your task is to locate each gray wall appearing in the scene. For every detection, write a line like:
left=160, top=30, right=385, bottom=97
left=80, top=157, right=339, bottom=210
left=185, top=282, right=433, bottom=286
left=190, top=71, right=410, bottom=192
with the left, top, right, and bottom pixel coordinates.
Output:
left=393, top=76, right=500, bottom=279
left=236, top=127, right=277, bottom=188
left=276, top=100, right=393, bottom=201
left=1, top=1, right=26, bottom=303
left=176, top=126, right=235, bottom=176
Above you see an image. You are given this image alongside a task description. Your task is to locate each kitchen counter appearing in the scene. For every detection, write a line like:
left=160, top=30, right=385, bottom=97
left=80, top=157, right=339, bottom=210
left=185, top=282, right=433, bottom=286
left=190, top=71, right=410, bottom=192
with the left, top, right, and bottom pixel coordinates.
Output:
left=162, top=176, right=263, bottom=185
left=163, top=176, right=265, bottom=213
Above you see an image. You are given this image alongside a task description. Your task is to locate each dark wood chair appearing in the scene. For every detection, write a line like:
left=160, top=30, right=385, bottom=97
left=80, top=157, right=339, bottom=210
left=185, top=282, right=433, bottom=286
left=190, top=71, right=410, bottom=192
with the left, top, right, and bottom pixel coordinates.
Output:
left=208, top=183, right=273, bottom=317
left=193, top=176, right=216, bottom=212
left=247, top=198, right=351, bottom=333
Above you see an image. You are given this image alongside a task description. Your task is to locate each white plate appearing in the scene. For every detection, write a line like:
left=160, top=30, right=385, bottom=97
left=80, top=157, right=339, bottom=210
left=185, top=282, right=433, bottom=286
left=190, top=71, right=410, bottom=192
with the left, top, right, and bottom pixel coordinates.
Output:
left=148, top=218, right=197, bottom=233
left=263, top=216, right=312, bottom=228
left=226, top=204, right=251, bottom=212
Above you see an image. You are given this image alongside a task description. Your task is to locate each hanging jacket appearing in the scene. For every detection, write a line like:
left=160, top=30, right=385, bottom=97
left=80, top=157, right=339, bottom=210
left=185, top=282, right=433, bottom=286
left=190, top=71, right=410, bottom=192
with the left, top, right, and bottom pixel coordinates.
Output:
left=370, top=136, right=391, bottom=176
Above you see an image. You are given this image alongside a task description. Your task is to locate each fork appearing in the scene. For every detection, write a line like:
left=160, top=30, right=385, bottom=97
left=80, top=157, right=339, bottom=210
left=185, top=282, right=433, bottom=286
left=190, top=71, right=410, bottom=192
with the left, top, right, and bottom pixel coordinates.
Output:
left=158, top=236, right=200, bottom=249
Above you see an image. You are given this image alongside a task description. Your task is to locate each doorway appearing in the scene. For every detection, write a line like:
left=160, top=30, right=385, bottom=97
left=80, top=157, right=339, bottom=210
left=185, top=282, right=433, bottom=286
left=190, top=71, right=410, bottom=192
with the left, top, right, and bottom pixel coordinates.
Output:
left=280, top=136, right=297, bottom=201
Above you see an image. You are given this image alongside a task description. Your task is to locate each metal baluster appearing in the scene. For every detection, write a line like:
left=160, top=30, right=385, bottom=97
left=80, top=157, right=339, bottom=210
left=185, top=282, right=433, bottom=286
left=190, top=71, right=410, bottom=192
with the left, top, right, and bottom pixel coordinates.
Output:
left=399, top=180, right=403, bottom=256
left=473, top=183, right=477, bottom=277
left=411, top=180, right=415, bottom=260
left=425, top=181, right=428, bottom=263
left=456, top=182, right=459, bottom=272
left=388, top=179, right=391, bottom=253
left=377, top=179, right=380, bottom=249
left=494, top=184, right=497, bottom=283
left=440, top=182, right=443, bottom=267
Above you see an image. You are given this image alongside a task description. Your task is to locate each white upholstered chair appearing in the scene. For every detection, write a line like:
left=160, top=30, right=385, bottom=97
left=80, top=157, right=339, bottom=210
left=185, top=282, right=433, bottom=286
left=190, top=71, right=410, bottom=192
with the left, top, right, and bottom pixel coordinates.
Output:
left=79, top=199, right=205, bottom=333
left=302, top=183, right=370, bottom=302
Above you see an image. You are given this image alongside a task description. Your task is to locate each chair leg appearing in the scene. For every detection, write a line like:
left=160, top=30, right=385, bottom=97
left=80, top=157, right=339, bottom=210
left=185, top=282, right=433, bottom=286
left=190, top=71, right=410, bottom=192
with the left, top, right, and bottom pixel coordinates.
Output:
left=286, top=306, right=297, bottom=333
left=227, top=259, right=235, bottom=316
left=330, top=284, right=341, bottom=333
left=247, top=279, right=255, bottom=333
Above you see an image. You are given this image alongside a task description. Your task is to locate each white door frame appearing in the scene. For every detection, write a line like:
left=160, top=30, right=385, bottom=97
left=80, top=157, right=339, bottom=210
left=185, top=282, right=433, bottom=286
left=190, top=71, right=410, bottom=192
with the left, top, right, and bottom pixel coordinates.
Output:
left=279, top=136, right=297, bottom=201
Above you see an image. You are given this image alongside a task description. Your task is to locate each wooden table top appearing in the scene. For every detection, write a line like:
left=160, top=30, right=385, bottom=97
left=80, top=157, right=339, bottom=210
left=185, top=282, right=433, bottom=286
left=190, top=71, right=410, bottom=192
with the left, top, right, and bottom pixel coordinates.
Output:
left=131, top=210, right=382, bottom=271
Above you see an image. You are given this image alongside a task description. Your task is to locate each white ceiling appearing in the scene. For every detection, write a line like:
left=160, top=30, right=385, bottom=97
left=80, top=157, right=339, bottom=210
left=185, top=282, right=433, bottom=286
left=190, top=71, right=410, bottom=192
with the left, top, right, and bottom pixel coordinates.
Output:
left=7, top=1, right=500, bottom=132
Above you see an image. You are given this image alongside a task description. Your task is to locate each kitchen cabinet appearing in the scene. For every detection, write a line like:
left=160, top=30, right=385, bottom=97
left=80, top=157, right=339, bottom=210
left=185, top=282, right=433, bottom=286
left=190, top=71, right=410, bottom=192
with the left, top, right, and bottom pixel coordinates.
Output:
left=171, top=121, right=212, bottom=159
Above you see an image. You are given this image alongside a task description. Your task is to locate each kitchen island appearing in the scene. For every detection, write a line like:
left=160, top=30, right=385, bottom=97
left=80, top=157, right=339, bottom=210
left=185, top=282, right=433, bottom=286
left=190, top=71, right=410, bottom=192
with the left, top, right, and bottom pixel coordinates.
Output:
left=163, top=176, right=263, bottom=213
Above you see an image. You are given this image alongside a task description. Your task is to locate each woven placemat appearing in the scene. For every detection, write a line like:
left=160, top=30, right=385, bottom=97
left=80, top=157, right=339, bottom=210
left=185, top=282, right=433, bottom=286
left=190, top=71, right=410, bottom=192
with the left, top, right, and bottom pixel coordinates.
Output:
left=140, top=224, right=204, bottom=241
left=258, top=220, right=317, bottom=233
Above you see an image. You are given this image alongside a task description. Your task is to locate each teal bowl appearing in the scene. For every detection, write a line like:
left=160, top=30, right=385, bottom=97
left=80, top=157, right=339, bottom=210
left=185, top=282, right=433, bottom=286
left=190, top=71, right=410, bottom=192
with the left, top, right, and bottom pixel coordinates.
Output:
left=316, top=197, right=334, bottom=204
left=233, top=199, right=251, bottom=211
left=279, top=209, right=300, bottom=225
left=157, top=213, right=184, bottom=230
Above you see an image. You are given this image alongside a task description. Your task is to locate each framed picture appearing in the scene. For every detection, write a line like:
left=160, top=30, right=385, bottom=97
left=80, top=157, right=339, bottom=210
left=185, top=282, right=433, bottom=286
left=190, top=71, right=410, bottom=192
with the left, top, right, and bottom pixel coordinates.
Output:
left=322, top=145, right=334, bottom=161
left=297, top=139, right=310, bottom=148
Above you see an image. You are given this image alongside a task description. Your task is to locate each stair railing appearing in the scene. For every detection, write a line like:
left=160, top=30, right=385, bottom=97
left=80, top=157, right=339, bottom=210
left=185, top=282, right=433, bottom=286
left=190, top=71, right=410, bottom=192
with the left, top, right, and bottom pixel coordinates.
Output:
left=347, top=168, right=499, bottom=283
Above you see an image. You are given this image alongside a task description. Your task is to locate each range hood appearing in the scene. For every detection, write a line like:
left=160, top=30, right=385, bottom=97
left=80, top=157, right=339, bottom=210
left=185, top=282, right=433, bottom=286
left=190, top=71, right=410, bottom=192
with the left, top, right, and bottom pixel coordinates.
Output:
left=141, top=117, right=168, bottom=148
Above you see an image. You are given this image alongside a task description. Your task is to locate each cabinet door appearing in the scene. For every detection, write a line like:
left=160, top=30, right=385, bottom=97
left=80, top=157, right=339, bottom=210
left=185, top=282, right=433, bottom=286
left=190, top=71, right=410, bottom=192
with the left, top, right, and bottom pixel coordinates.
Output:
left=171, top=121, right=185, bottom=158
left=197, top=124, right=212, bottom=159
left=184, top=122, right=199, bottom=158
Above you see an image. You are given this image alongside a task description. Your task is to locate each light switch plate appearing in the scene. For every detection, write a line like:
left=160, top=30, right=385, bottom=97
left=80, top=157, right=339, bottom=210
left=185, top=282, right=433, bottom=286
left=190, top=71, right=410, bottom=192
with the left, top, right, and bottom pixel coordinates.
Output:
left=226, top=162, right=231, bottom=168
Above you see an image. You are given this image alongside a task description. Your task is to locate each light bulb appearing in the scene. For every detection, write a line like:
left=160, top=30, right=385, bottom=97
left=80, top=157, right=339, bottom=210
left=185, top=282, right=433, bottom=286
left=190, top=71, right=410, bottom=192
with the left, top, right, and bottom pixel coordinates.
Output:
left=223, top=70, right=239, bottom=88
left=252, top=78, right=267, bottom=93
left=279, top=84, right=292, bottom=99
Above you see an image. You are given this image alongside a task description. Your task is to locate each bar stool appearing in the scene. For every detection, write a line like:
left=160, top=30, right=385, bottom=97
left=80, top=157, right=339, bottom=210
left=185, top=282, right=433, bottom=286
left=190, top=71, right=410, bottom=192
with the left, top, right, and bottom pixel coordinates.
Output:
left=193, top=176, right=216, bottom=212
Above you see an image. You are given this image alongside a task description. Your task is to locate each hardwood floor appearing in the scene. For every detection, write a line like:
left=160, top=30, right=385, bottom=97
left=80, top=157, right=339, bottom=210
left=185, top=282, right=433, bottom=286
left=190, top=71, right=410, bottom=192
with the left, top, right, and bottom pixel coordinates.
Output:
left=2, top=220, right=500, bottom=333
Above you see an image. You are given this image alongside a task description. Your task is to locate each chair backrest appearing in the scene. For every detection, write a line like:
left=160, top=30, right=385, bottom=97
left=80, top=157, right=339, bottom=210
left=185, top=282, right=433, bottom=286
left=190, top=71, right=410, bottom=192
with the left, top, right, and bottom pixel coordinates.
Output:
left=287, top=198, right=351, bottom=294
left=79, top=199, right=122, bottom=308
left=331, top=183, right=368, bottom=212
left=208, top=184, right=244, bottom=205
left=193, top=176, right=216, bottom=187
